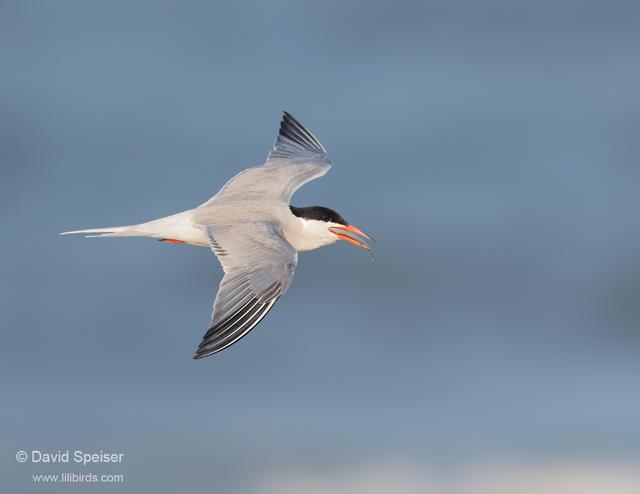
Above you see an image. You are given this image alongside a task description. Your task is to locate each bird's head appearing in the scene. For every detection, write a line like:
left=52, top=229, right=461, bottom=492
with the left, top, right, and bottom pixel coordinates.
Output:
left=289, top=206, right=375, bottom=258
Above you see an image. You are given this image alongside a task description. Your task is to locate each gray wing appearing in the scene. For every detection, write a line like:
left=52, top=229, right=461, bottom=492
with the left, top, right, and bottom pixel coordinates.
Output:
left=201, top=112, right=332, bottom=206
left=193, top=222, right=297, bottom=358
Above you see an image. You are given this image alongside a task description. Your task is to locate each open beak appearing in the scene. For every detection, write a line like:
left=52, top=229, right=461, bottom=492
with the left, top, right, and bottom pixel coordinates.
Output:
left=329, top=224, right=376, bottom=260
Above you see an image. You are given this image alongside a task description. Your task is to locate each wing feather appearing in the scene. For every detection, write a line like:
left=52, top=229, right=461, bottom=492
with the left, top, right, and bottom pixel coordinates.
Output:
left=193, top=223, right=297, bottom=359
left=266, top=111, right=328, bottom=163
left=199, top=112, right=332, bottom=206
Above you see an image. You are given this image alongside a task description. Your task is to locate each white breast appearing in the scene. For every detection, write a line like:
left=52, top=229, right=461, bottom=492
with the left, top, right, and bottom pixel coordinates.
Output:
left=281, top=213, right=338, bottom=252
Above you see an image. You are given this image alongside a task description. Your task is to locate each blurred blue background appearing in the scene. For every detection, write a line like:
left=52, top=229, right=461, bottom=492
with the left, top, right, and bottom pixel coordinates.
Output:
left=1, top=1, right=639, bottom=492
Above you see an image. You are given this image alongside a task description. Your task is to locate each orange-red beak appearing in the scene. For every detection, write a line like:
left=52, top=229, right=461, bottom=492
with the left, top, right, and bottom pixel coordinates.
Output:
left=329, top=224, right=375, bottom=259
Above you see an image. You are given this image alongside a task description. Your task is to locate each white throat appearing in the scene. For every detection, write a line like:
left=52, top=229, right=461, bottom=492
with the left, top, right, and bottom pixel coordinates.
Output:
left=282, top=216, right=338, bottom=252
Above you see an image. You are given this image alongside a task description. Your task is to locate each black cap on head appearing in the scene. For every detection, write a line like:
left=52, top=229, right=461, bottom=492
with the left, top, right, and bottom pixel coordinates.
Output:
left=290, top=206, right=347, bottom=225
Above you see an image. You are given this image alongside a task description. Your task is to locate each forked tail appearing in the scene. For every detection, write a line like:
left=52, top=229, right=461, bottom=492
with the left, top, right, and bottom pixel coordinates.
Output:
left=60, top=225, right=142, bottom=238
left=60, top=210, right=203, bottom=244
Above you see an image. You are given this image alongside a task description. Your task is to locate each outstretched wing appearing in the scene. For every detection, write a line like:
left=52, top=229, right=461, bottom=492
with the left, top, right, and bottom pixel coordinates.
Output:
left=201, top=112, right=332, bottom=206
left=193, top=222, right=297, bottom=359
left=266, top=111, right=329, bottom=164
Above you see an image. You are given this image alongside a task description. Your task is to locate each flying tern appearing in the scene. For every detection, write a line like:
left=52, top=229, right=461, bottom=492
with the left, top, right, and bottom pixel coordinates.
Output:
left=62, top=112, right=374, bottom=359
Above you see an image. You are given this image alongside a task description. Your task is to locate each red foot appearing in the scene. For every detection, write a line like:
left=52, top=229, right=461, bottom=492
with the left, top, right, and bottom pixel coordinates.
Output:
left=160, top=239, right=185, bottom=244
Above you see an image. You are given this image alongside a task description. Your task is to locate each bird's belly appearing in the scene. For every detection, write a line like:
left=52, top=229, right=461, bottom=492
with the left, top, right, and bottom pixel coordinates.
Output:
left=156, top=224, right=209, bottom=246
left=141, top=210, right=210, bottom=247
left=174, top=227, right=210, bottom=246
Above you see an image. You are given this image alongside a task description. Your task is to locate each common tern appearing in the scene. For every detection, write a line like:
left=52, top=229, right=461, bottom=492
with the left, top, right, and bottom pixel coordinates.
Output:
left=62, top=112, right=374, bottom=359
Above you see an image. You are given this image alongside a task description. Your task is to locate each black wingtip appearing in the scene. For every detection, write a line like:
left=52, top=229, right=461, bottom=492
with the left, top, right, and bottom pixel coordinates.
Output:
left=282, top=110, right=297, bottom=124
left=193, top=345, right=219, bottom=359
left=281, top=111, right=305, bottom=132
left=267, top=111, right=326, bottom=162
left=193, top=343, right=216, bottom=360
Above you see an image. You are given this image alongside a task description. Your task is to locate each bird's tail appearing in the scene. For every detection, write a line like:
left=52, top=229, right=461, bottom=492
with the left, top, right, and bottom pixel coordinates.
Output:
left=60, top=224, right=143, bottom=238
left=60, top=210, right=199, bottom=243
